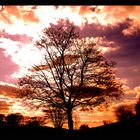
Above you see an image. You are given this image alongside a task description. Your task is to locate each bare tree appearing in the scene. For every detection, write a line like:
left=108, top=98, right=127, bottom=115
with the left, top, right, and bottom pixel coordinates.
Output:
left=43, top=106, right=67, bottom=128
left=18, top=19, right=122, bottom=130
left=73, top=112, right=80, bottom=130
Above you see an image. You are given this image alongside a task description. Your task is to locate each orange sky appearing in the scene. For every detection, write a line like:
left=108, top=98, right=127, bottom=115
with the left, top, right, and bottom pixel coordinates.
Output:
left=0, top=6, right=140, bottom=128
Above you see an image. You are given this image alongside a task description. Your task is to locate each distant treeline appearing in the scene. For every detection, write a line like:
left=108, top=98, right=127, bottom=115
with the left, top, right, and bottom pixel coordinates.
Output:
left=0, top=113, right=46, bottom=128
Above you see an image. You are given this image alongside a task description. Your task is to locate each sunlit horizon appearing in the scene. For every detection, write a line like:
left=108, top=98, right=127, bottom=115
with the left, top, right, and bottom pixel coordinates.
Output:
left=0, top=6, right=140, bottom=128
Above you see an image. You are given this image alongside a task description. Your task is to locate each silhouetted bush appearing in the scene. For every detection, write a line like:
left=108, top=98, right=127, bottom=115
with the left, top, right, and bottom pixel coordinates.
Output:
left=0, top=114, right=6, bottom=127
left=26, top=116, right=46, bottom=127
left=6, top=113, right=24, bottom=127
left=115, top=105, right=135, bottom=121
left=135, top=99, right=140, bottom=116
left=103, top=120, right=111, bottom=125
left=80, top=124, right=89, bottom=129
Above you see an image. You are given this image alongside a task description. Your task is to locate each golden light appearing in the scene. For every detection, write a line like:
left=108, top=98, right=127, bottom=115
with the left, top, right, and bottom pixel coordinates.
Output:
left=1, top=6, right=140, bottom=128
left=11, top=101, right=44, bottom=117
left=98, top=46, right=110, bottom=54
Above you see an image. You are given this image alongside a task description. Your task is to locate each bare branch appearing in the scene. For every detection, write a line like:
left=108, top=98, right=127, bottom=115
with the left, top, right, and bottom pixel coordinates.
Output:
left=17, top=19, right=123, bottom=130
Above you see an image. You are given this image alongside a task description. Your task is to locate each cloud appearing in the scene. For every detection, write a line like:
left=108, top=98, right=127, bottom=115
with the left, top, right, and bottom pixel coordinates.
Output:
left=134, top=86, right=140, bottom=99
left=78, top=19, right=140, bottom=88
left=0, top=84, right=19, bottom=114
left=0, top=6, right=139, bottom=88
left=0, top=48, right=20, bottom=83
left=1, top=6, right=139, bottom=36
left=69, top=6, right=140, bottom=36
left=0, top=83, right=44, bottom=116
left=22, top=10, right=40, bottom=23
left=0, top=100, right=12, bottom=114
left=0, top=84, right=18, bottom=98
left=98, top=6, right=140, bottom=36
left=0, top=36, right=43, bottom=82
left=0, top=30, right=33, bottom=44
left=104, top=25, right=140, bottom=88
left=0, top=6, right=40, bottom=25
left=78, top=6, right=92, bottom=15
left=57, top=6, right=97, bottom=16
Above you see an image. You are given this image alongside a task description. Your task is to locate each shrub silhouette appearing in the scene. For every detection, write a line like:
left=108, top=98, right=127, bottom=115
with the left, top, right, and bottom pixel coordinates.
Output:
left=135, top=99, right=140, bottom=117
left=80, top=124, right=89, bottom=129
left=103, top=120, right=111, bottom=125
left=6, top=113, right=24, bottom=127
left=26, top=116, right=46, bottom=127
left=115, top=105, right=134, bottom=121
left=133, top=99, right=140, bottom=127
left=0, top=114, right=6, bottom=127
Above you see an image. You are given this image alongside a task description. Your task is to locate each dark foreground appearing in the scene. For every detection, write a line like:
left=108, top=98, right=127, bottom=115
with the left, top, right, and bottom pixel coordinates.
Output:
left=0, top=119, right=140, bottom=140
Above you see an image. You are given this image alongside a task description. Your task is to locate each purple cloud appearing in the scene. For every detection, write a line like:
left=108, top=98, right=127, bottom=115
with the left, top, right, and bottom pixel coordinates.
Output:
left=79, top=19, right=140, bottom=88
left=0, top=30, right=33, bottom=44
left=0, top=48, right=20, bottom=83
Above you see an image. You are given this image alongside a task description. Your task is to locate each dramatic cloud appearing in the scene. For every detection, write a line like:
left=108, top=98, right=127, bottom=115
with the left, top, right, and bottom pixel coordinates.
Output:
left=0, top=30, right=33, bottom=44
left=0, top=6, right=139, bottom=125
left=0, top=34, right=42, bottom=81
left=0, top=100, right=12, bottom=114
left=78, top=19, right=140, bottom=88
left=0, top=48, right=20, bottom=83
left=0, top=6, right=40, bottom=25
left=0, top=84, right=44, bottom=116
left=101, top=6, right=140, bottom=35
left=0, top=84, right=17, bottom=98
left=0, top=84, right=18, bottom=114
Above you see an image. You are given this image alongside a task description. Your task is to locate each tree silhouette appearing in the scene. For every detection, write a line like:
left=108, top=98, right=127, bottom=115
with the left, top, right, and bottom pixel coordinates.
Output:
left=103, top=120, right=111, bottom=125
left=115, top=105, right=134, bottom=122
left=43, top=106, right=67, bottom=128
left=6, top=113, right=24, bottom=127
left=0, top=114, right=6, bottom=127
left=135, top=99, right=140, bottom=117
left=80, top=124, right=89, bottom=129
left=18, top=19, right=122, bottom=130
left=73, top=112, right=80, bottom=130
left=26, top=116, right=46, bottom=127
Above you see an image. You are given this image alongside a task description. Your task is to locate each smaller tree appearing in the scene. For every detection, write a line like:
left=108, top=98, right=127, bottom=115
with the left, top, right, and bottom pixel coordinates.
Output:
left=134, top=99, right=140, bottom=127
left=0, top=114, right=6, bottom=127
left=73, top=112, right=80, bottom=130
left=103, top=120, right=111, bottom=125
left=43, top=106, right=67, bottom=128
left=6, top=113, right=24, bottom=127
left=80, top=124, right=89, bottom=129
left=26, top=116, right=46, bottom=127
left=115, top=105, right=134, bottom=122
left=135, top=99, right=140, bottom=117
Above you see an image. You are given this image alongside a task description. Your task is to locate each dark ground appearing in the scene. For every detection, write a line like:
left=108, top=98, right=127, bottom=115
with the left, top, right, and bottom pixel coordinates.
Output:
left=0, top=118, right=140, bottom=140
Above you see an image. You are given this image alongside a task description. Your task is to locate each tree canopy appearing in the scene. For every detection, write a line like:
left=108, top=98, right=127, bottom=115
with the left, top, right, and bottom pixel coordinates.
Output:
left=18, top=19, right=122, bottom=130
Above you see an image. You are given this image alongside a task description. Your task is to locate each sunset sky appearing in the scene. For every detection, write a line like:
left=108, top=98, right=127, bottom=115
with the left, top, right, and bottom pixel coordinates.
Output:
left=0, top=6, right=140, bottom=128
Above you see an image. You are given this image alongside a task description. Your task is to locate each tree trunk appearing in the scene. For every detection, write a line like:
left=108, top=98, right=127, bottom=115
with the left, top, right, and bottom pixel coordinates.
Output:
left=67, top=108, right=73, bottom=130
